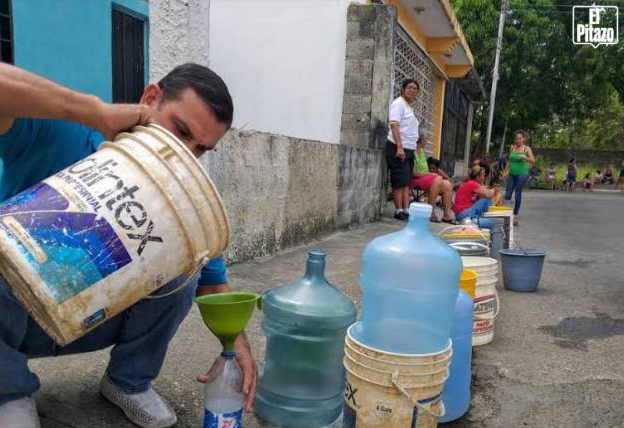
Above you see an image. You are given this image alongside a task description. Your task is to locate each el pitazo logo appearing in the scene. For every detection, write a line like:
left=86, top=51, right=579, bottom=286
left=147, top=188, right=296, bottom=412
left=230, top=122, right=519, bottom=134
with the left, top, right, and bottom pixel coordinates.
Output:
left=67, top=158, right=163, bottom=255
left=573, top=5, right=619, bottom=48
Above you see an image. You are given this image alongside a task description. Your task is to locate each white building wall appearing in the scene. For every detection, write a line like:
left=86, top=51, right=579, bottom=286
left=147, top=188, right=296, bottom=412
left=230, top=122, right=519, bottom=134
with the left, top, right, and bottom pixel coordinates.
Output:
left=148, top=0, right=211, bottom=81
left=209, top=0, right=365, bottom=144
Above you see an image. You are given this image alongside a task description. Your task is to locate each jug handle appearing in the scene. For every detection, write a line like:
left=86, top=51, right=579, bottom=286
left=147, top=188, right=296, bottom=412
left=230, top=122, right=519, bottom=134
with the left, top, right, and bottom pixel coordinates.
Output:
left=391, top=372, right=447, bottom=418
left=473, top=289, right=501, bottom=320
left=144, top=255, right=210, bottom=300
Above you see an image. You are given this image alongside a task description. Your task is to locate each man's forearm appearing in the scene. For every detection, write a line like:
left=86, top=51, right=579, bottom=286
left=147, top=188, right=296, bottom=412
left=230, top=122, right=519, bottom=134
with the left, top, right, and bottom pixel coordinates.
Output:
left=0, top=63, right=104, bottom=128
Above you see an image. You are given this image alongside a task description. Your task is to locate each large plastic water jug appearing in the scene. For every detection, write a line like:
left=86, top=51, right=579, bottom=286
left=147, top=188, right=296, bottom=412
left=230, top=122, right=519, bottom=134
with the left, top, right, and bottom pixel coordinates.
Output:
left=255, top=250, right=356, bottom=427
left=439, top=289, right=474, bottom=422
left=352, top=202, right=461, bottom=354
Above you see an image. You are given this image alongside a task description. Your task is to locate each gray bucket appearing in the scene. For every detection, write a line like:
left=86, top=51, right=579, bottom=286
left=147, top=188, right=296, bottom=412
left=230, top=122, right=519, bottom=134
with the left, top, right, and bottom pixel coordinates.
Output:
left=499, top=249, right=548, bottom=292
left=490, top=218, right=506, bottom=260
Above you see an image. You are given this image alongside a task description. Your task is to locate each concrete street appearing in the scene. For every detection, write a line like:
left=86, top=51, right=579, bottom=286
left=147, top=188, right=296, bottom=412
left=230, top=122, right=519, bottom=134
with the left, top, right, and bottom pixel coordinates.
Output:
left=33, top=190, right=624, bottom=427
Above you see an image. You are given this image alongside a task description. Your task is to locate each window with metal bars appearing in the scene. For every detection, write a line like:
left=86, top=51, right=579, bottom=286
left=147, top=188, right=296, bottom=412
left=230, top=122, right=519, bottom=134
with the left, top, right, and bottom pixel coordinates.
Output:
left=0, top=0, right=13, bottom=64
left=393, top=28, right=437, bottom=152
left=112, top=8, right=145, bottom=103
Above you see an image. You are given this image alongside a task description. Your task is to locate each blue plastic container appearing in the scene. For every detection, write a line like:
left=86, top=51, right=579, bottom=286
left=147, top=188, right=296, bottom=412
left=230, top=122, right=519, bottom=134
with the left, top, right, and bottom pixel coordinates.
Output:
left=499, top=248, right=548, bottom=292
left=352, top=203, right=462, bottom=354
left=255, top=250, right=357, bottom=427
left=439, top=290, right=474, bottom=423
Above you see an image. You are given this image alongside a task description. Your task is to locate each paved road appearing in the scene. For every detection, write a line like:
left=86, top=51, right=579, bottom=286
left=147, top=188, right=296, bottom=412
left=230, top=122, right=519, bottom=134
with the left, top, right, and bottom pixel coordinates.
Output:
left=446, top=190, right=624, bottom=428
left=33, top=190, right=624, bottom=427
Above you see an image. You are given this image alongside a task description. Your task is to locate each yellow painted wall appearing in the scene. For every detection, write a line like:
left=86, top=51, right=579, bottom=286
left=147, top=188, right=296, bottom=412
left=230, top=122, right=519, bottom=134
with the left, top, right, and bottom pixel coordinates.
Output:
left=432, top=78, right=446, bottom=158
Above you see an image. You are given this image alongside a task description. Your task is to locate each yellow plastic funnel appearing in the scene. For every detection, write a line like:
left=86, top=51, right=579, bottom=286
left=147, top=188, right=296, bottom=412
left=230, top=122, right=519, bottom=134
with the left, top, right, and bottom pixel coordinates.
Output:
left=195, top=292, right=262, bottom=351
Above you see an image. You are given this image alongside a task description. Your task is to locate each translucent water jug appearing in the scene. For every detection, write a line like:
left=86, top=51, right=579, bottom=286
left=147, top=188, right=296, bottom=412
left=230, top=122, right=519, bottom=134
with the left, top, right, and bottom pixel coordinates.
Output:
left=255, top=250, right=357, bottom=427
left=439, top=289, right=474, bottom=422
left=352, top=203, right=461, bottom=354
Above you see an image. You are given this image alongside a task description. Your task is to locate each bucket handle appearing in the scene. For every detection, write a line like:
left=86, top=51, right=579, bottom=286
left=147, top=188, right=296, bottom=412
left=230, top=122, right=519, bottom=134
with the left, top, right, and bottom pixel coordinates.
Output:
left=449, top=241, right=490, bottom=253
left=145, top=255, right=210, bottom=300
left=473, top=289, right=501, bottom=320
left=391, top=372, right=446, bottom=418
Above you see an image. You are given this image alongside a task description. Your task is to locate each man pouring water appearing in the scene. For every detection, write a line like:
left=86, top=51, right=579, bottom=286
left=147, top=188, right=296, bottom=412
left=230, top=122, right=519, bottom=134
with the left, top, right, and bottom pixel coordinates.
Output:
left=0, top=62, right=257, bottom=428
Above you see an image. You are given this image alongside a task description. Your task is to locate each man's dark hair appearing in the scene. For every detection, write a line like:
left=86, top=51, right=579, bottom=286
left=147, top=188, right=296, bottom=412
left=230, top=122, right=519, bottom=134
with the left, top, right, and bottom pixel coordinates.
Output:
left=158, top=63, right=234, bottom=129
left=401, top=79, right=420, bottom=93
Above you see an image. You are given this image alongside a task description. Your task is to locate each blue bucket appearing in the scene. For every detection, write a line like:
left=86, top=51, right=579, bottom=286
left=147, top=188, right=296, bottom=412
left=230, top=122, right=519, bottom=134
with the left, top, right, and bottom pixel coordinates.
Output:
left=499, top=249, right=547, bottom=292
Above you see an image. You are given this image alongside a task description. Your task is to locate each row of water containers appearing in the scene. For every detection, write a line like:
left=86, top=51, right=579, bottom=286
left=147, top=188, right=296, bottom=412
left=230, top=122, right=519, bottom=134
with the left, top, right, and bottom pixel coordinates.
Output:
left=254, top=203, right=504, bottom=428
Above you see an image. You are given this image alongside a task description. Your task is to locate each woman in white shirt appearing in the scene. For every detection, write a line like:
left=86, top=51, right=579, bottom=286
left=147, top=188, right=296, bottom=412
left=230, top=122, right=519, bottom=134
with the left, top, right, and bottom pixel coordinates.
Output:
left=387, top=79, right=419, bottom=221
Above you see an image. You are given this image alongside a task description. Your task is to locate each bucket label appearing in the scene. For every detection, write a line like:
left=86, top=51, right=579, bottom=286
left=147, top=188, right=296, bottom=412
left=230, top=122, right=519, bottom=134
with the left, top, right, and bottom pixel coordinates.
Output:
left=343, top=401, right=357, bottom=428
left=203, top=409, right=242, bottom=428
left=62, top=157, right=163, bottom=256
left=474, top=294, right=496, bottom=315
left=474, top=319, right=494, bottom=336
left=0, top=183, right=132, bottom=302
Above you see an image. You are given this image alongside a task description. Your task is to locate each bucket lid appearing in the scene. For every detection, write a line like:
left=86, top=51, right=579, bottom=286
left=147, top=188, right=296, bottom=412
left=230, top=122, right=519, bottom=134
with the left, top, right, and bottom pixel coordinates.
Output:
left=499, top=248, right=548, bottom=257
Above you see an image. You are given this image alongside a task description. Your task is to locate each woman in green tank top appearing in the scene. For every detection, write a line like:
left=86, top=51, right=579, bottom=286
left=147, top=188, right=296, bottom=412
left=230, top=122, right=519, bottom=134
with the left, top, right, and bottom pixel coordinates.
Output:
left=503, top=130, right=535, bottom=224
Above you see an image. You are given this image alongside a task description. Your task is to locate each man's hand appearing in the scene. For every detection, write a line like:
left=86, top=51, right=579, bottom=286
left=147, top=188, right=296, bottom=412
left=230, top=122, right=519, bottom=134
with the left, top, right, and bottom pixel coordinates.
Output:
left=93, top=101, right=154, bottom=141
left=396, top=146, right=406, bottom=160
left=196, top=335, right=258, bottom=413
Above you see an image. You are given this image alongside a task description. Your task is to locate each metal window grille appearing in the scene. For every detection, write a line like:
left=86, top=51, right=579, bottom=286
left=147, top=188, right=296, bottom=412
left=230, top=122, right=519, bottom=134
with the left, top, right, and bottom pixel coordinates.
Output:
left=393, top=28, right=437, bottom=148
left=0, top=0, right=13, bottom=64
left=112, top=8, right=145, bottom=103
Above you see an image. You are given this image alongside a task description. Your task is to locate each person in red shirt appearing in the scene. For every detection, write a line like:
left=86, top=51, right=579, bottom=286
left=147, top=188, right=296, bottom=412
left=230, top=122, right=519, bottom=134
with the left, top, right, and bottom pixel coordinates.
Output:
left=454, top=165, right=498, bottom=223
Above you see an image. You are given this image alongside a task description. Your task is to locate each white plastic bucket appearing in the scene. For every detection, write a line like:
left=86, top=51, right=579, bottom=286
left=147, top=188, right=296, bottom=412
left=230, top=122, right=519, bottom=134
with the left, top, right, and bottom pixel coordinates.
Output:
left=461, top=256, right=498, bottom=280
left=343, top=324, right=451, bottom=428
left=472, top=276, right=499, bottom=346
left=0, top=125, right=229, bottom=345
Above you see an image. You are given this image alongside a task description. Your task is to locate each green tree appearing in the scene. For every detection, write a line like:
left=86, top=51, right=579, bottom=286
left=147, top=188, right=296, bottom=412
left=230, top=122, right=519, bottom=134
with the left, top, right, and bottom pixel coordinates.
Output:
left=451, top=0, right=624, bottom=153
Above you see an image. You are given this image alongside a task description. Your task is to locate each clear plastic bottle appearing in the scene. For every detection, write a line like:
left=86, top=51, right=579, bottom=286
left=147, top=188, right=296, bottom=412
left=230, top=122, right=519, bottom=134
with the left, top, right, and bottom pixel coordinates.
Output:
left=203, top=351, right=244, bottom=428
left=352, top=202, right=462, bottom=354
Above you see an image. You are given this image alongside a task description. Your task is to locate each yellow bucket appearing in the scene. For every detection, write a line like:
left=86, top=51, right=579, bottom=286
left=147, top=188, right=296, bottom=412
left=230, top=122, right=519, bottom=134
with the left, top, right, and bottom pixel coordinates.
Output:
left=0, top=125, right=229, bottom=345
left=460, top=269, right=477, bottom=299
left=487, top=205, right=512, bottom=213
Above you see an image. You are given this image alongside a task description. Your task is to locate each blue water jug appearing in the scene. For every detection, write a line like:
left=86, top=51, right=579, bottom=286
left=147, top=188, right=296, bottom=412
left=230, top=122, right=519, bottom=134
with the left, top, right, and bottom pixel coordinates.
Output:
left=352, top=203, right=461, bottom=354
left=255, top=250, right=357, bottom=427
left=439, top=289, right=474, bottom=423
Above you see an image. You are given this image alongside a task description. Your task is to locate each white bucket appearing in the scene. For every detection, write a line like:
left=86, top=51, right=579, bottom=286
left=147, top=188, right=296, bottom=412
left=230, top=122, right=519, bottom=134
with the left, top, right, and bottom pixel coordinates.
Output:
left=0, top=125, right=229, bottom=345
left=343, top=324, right=451, bottom=428
left=461, top=256, right=499, bottom=281
left=472, top=276, right=499, bottom=346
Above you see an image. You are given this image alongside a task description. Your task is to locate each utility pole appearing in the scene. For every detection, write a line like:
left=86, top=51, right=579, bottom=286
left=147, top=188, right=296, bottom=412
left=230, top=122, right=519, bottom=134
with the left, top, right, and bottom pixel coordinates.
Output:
left=498, top=118, right=508, bottom=159
left=485, top=0, right=508, bottom=154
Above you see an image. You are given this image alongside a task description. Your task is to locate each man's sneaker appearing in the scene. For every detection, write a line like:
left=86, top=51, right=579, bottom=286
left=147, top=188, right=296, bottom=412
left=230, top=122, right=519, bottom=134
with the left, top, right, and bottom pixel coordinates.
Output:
left=393, top=211, right=406, bottom=221
left=100, top=376, right=177, bottom=428
left=0, top=397, right=40, bottom=428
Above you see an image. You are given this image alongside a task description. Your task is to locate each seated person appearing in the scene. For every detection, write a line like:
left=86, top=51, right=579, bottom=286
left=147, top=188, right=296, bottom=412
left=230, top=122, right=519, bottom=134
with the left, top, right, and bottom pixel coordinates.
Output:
left=602, top=167, right=614, bottom=184
left=546, top=162, right=557, bottom=190
left=527, top=164, right=541, bottom=187
left=411, top=137, right=456, bottom=223
left=593, top=170, right=603, bottom=186
left=427, top=157, right=451, bottom=180
left=453, top=165, right=498, bottom=227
